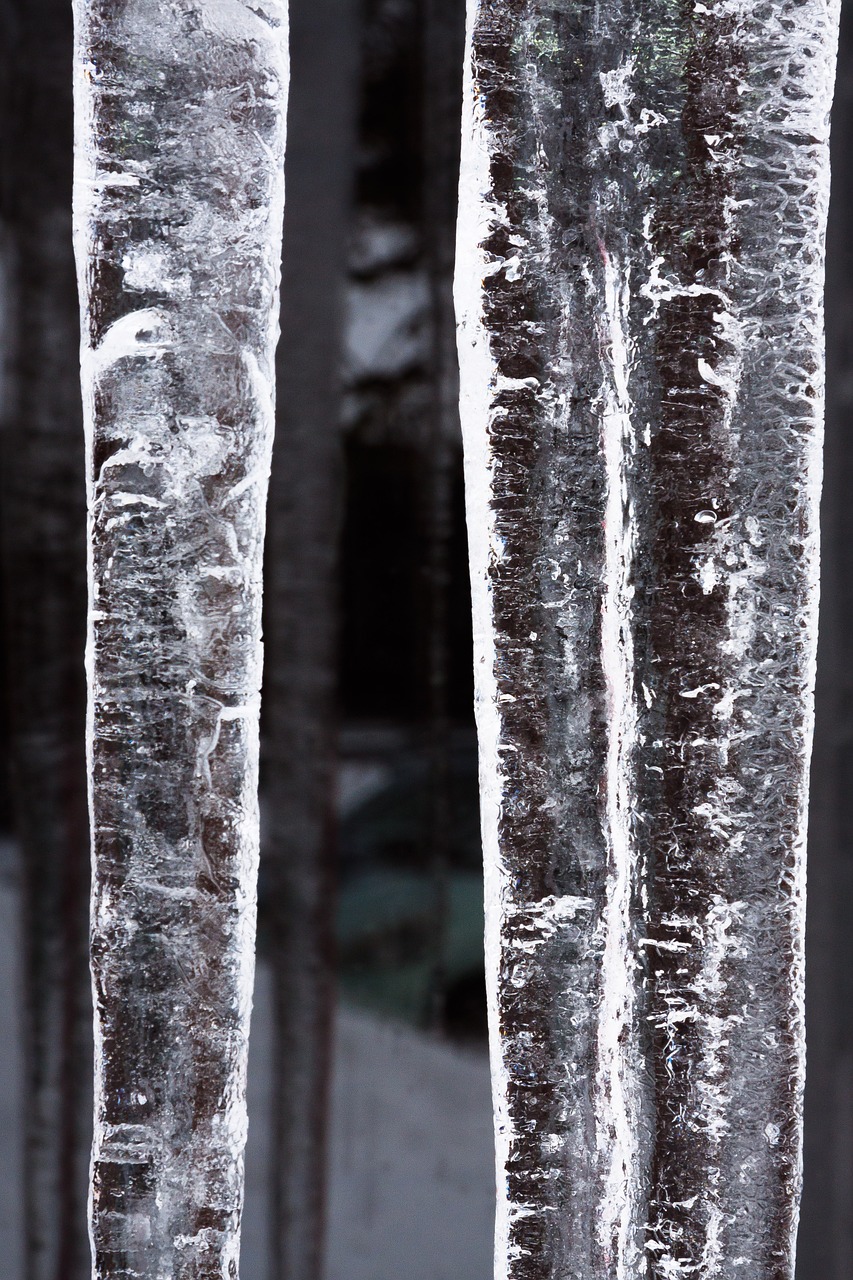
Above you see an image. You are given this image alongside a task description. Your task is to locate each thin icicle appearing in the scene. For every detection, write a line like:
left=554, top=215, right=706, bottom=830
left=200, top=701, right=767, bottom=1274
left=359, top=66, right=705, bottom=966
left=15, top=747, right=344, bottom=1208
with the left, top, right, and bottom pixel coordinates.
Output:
left=72, top=3, right=288, bottom=1276
left=455, top=0, right=840, bottom=1277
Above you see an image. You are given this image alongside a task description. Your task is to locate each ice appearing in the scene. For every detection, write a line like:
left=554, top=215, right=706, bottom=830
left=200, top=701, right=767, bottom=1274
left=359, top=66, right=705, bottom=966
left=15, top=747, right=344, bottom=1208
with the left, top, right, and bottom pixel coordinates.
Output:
left=454, top=0, right=840, bottom=1276
left=71, top=1, right=288, bottom=1275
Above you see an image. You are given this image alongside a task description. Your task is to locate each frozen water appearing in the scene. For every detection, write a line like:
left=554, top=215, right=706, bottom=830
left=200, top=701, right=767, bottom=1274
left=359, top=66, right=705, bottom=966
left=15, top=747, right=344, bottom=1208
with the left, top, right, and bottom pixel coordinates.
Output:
left=72, top=1, right=288, bottom=1275
left=455, top=0, right=840, bottom=1276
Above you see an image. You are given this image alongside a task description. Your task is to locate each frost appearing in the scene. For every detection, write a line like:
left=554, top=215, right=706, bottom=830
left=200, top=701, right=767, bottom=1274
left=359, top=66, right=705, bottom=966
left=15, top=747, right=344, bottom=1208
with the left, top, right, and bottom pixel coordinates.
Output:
left=455, top=0, right=840, bottom=1276
left=72, top=1, right=288, bottom=1275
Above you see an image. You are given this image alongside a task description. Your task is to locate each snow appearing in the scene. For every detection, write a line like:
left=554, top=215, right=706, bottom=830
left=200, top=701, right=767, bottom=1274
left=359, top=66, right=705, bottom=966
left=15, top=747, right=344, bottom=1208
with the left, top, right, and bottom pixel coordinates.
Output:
left=244, top=969, right=493, bottom=1280
left=345, top=272, right=430, bottom=381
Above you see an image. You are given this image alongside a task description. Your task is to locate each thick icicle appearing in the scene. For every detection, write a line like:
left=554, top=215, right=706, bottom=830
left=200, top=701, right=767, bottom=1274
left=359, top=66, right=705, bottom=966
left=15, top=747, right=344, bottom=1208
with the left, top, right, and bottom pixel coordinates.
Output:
left=71, top=3, right=288, bottom=1276
left=455, top=1, right=839, bottom=1277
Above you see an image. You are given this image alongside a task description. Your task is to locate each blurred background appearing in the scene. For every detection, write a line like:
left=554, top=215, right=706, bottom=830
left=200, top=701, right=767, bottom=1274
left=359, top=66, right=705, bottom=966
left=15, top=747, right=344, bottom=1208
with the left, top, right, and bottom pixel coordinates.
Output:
left=0, top=0, right=852, bottom=1277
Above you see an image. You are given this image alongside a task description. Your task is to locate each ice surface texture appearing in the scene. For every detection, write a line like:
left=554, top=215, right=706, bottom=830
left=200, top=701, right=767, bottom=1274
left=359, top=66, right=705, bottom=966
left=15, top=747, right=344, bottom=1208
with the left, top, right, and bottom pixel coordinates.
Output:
left=71, top=2, right=288, bottom=1276
left=455, top=1, right=839, bottom=1277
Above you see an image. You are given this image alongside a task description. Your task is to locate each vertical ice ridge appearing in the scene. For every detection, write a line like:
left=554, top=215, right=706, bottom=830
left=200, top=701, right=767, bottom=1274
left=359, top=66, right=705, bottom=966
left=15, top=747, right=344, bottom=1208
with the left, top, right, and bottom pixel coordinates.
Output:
left=72, top=2, right=289, bottom=1276
left=457, top=0, right=631, bottom=1270
left=596, top=256, right=641, bottom=1278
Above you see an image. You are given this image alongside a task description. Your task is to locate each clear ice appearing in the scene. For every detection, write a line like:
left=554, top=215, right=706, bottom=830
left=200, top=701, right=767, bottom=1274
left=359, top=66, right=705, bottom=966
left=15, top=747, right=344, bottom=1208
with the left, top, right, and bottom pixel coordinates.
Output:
left=455, top=0, right=840, bottom=1276
left=71, top=2, right=288, bottom=1275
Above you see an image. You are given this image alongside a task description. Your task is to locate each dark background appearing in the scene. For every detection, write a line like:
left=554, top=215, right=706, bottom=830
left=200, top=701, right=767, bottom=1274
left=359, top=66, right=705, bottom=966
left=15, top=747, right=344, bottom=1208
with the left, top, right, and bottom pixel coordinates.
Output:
left=1, top=0, right=851, bottom=1275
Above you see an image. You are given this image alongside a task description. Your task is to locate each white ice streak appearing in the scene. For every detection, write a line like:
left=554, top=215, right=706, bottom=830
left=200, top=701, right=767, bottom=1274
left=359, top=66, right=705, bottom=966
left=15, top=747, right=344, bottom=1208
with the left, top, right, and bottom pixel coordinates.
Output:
left=594, top=258, right=642, bottom=1278
left=454, top=15, right=513, bottom=1273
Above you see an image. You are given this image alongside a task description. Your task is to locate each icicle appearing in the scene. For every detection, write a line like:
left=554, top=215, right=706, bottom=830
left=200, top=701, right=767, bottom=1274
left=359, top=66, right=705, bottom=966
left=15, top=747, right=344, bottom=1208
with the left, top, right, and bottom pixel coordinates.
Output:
left=71, top=3, right=288, bottom=1276
left=455, top=1, right=839, bottom=1277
